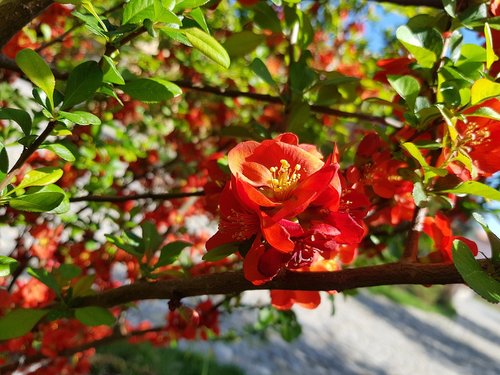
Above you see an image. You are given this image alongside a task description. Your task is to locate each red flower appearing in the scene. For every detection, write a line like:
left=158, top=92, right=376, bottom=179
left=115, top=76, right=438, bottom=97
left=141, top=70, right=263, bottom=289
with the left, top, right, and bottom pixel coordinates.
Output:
left=423, top=212, right=478, bottom=262
left=228, top=133, right=341, bottom=217
left=456, top=98, right=500, bottom=177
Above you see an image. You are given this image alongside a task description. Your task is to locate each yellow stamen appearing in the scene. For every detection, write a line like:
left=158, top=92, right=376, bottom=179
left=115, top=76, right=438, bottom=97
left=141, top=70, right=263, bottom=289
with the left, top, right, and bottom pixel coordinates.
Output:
left=268, top=159, right=302, bottom=200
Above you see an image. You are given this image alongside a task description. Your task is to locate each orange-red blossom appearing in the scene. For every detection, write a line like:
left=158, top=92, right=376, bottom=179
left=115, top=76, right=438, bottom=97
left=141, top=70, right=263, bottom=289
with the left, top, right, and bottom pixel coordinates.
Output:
left=206, top=133, right=368, bottom=309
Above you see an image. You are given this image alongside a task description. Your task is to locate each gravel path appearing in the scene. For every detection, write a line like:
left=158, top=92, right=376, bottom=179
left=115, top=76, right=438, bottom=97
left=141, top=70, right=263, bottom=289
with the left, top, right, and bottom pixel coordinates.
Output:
left=181, top=289, right=500, bottom=375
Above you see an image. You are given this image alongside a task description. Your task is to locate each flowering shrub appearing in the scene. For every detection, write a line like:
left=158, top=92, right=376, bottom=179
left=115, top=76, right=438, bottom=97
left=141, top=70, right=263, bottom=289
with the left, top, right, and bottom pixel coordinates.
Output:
left=0, top=0, right=499, bottom=374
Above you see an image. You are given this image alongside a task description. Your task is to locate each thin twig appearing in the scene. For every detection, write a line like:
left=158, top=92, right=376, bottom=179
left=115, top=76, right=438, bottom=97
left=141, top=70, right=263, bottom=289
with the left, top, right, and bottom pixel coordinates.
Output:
left=69, top=190, right=205, bottom=203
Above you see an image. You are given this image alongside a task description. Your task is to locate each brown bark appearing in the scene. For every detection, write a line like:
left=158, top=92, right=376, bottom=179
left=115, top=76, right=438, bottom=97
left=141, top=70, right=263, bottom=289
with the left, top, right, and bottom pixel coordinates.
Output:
left=72, top=262, right=469, bottom=309
left=0, top=0, right=53, bottom=49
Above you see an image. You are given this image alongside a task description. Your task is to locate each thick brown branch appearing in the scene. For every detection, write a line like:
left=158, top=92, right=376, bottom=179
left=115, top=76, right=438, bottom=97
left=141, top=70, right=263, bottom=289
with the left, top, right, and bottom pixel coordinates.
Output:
left=72, top=262, right=466, bottom=309
left=69, top=190, right=205, bottom=203
left=0, top=0, right=53, bottom=49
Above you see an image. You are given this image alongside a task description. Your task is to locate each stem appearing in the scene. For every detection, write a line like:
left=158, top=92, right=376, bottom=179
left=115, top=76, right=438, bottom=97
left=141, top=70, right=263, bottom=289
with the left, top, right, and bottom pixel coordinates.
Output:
left=0, top=121, right=57, bottom=192
left=69, top=190, right=205, bottom=203
left=70, top=262, right=469, bottom=309
left=401, top=207, right=428, bottom=262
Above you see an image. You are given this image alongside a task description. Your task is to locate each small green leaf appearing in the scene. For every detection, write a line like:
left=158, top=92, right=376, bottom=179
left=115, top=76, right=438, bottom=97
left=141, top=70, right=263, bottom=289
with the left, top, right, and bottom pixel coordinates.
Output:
left=56, top=264, right=82, bottom=280
left=465, top=106, right=500, bottom=121
left=141, top=221, right=163, bottom=254
left=223, top=31, right=265, bottom=58
left=441, top=181, right=500, bottom=201
left=412, top=181, right=428, bottom=208
left=470, top=78, right=500, bottom=105
left=59, top=110, right=101, bottom=125
left=0, top=142, right=8, bottom=174
left=188, top=7, right=209, bottom=33
left=15, top=49, right=55, bottom=109
left=202, top=242, right=239, bottom=261
left=387, top=75, right=420, bottom=110
left=41, top=143, right=76, bottom=162
left=17, top=167, right=63, bottom=190
left=401, top=142, right=428, bottom=167
left=173, top=0, right=210, bottom=12
left=62, top=61, right=103, bottom=110
left=396, top=25, right=442, bottom=68
left=156, top=241, right=191, bottom=267
left=484, top=23, right=498, bottom=69
left=122, top=78, right=182, bottom=103
left=184, top=27, right=230, bottom=69
left=250, top=58, right=280, bottom=93
left=106, top=234, right=143, bottom=257
left=472, top=213, right=500, bottom=263
left=453, top=240, right=500, bottom=303
left=123, top=0, right=155, bottom=24
left=0, top=108, right=32, bottom=135
left=0, top=309, right=48, bottom=340
left=9, top=185, right=66, bottom=213
left=28, top=267, right=61, bottom=295
left=0, top=255, right=18, bottom=277
left=75, top=306, right=115, bottom=326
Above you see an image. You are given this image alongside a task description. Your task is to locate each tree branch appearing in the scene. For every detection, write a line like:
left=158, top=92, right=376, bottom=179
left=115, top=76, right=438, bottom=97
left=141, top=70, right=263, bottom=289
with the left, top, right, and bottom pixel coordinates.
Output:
left=401, top=207, right=428, bottom=262
left=71, top=262, right=470, bottom=309
left=69, top=190, right=205, bottom=203
left=0, top=0, right=54, bottom=49
left=0, top=121, right=57, bottom=192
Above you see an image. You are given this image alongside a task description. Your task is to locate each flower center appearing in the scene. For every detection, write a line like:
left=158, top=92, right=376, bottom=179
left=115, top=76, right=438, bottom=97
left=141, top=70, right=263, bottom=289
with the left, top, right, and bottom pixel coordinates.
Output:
left=268, top=159, right=301, bottom=200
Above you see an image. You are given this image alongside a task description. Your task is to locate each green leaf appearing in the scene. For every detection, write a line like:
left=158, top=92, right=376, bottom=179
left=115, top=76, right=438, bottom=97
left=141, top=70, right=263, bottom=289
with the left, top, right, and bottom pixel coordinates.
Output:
left=56, top=264, right=82, bottom=280
left=58, top=110, right=101, bottom=125
left=174, top=0, right=210, bottom=12
left=401, top=142, right=428, bottom=167
left=465, top=106, right=500, bottom=121
left=156, top=241, right=191, bottom=267
left=387, top=75, right=420, bottom=110
left=62, top=61, right=103, bottom=110
left=123, top=0, right=155, bottom=24
left=141, top=221, right=163, bottom=254
left=75, top=306, right=115, bottom=326
left=484, top=23, right=498, bottom=69
left=17, top=167, right=63, bottom=190
left=250, top=58, right=279, bottom=92
left=223, top=31, right=265, bottom=57
left=0, top=255, right=18, bottom=277
left=471, top=78, right=500, bottom=105
left=442, top=0, right=456, bottom=17
left=154, top=0, right=181, bottom=24
left=412, top=181, right=428, bottom=208
left=0, top=309, right=48, bottom=340
left=453, top=240, right=500, bottom=303
left=15, top=49, right=55, bottom=109
left=0, top=142, right=8, bottom=174
left=202, top=242, right=239, bottom=261
left=472, top=213, right=500, bottom=263
left=0, top=108, right=32, bottom=135
left=189, top=7, right=209, bottom=33
left=184, top=27, right=230, bottom=69
left=106, top=234, right=143, bottom=257
left=41, top=143, right=76, bottom=162
left=253, top=2, right=282, bottom=33
left=9, top=185, right=66, bottom=213
left=28, top=267, right=61, bottom=295
left=396, top=25, right=442, bottom=68
left=122, top=78, right=182, bottom=103
left=442, top=181, right=500, bottom=201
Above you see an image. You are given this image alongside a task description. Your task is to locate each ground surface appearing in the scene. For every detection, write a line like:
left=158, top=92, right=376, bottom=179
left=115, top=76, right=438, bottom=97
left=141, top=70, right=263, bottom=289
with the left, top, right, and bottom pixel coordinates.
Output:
left=175, top=289, right=500, bottom=375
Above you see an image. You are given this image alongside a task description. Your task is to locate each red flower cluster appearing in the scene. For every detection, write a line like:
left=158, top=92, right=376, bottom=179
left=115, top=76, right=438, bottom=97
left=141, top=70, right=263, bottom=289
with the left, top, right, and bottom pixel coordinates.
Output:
left=206, top=133, right=368, bottom=308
